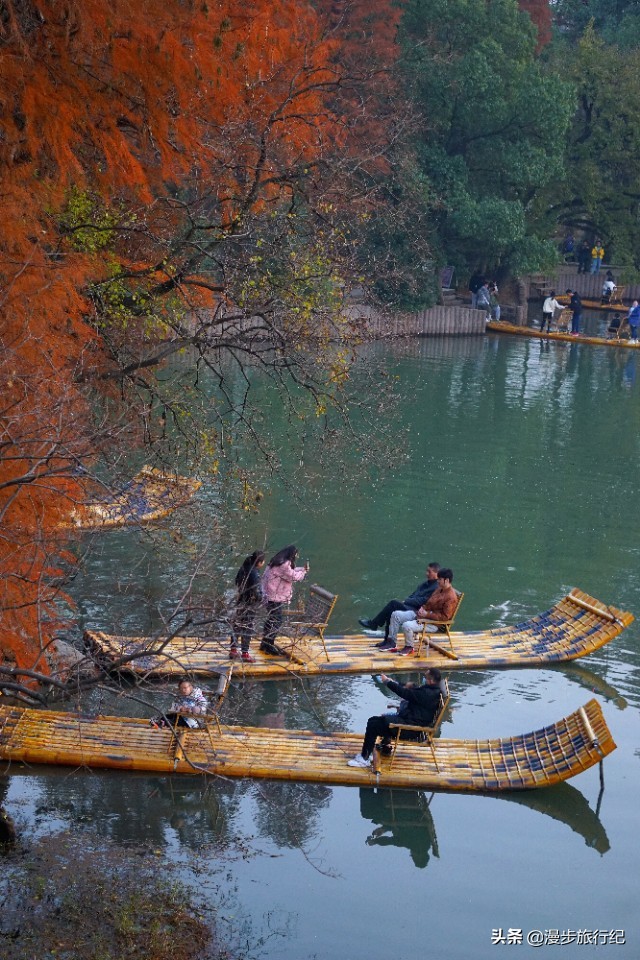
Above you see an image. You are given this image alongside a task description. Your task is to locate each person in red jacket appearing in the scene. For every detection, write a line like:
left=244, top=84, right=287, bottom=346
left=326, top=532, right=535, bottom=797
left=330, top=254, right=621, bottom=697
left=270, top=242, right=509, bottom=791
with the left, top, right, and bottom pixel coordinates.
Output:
left=390, top=568, right=458, bottom=656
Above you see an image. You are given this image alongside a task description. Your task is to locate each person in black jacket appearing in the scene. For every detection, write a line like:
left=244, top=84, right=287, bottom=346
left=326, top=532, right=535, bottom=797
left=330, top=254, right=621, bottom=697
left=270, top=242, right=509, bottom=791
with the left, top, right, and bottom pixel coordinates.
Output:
left=566, top=289, right=582, bottom=335
left=468, top=271, right=485, bottom=308
left=358, top=563, right=440, bottom=641
left=347, top=669, right=444, bottom=768
left=230, top=550, right=265, bottom=662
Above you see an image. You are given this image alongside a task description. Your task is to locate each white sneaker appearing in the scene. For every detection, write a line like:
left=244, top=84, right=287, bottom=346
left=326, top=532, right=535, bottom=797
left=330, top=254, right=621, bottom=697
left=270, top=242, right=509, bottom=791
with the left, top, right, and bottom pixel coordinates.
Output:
left=347, top=754, right=371, bottom=768
left=363, top=628, right=385, bottom=638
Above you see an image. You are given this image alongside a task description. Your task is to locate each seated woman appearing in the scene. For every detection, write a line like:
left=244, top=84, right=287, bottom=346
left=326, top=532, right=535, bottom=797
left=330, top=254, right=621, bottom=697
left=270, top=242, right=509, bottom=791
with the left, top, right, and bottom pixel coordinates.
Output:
left=151, top=678, right=207, bottom=728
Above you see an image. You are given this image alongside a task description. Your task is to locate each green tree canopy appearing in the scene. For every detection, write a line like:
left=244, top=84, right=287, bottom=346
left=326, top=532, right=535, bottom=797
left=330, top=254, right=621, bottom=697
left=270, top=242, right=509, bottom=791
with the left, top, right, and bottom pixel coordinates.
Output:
left=552, top=23, right=640, bottom=269
left=399, top=0, right=573, bottom=278
left=554, top=0, right=640, bottom=47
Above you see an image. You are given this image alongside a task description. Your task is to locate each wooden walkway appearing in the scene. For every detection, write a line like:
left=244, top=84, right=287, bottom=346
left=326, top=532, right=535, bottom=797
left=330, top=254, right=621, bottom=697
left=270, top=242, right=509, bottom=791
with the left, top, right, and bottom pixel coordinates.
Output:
left=85, top=589, right=633, bottom=681
left=0, top=700, right=614, bottom=792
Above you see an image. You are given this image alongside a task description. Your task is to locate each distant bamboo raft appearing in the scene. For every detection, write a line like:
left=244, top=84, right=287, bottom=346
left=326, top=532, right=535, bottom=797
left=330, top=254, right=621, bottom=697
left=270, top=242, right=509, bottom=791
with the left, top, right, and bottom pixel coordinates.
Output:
left=70, top=466, right=202, bottom=529
left=487, top=320, right=640, bottom=349
left=85, top=589, right=633, bottom=680
left=0, top=700, right=614, bottom=792
left=557, top=296, right=625, bottom=313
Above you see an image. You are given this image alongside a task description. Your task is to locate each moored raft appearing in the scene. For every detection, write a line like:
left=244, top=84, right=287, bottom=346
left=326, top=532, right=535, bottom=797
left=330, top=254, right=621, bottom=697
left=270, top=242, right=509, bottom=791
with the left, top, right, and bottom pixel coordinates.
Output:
left=487, top=320, right=640, bottom=348
left=557, top=296, right=625, bottom=313
left=0, top=700, right=615, bottom=792
left=85, top=589, right=634, bottom=680
left=70, top=465, right=202, bottom=529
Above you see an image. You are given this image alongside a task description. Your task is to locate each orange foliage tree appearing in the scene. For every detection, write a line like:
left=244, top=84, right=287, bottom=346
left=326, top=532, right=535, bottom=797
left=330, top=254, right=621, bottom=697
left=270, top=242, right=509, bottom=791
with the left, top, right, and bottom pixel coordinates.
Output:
left=1, top=0, right=407, bottom=699
left=519, top=0, right=553, bottom=49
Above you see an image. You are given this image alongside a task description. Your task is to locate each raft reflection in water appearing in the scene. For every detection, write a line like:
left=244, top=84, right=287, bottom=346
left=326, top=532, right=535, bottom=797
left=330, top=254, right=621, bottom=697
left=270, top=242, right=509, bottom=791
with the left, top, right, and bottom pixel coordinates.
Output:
left=358, top=781, right=610, bottom=869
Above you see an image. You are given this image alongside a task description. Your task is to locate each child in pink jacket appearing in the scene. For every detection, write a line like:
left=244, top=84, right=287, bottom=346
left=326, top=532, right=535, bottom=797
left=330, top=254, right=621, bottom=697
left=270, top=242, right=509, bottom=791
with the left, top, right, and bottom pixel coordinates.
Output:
left=260, top=545, right=309, bottom=654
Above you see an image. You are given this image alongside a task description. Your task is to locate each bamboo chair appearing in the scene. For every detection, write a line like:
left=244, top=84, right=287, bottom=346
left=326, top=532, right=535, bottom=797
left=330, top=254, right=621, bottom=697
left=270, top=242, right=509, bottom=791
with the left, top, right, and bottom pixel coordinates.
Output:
left=612, top=285, right=625, bottom=305
left=278, top=584, right=338, bottom=662
left=555, top=308, right=572, bottom=333
left=606, top=317, right=627, bottom=340
left=413, top=591, right=464, bottom=660
left=601, top=285, right=624, bottom=306
left=170, top=666, right=233, bottom=768
left=386, top=680, right=450, bottom=771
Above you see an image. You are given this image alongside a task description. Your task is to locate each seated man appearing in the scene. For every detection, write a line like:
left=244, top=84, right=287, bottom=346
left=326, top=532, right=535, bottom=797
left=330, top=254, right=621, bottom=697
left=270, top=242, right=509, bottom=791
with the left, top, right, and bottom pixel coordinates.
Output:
left=386, top=568, right=458, bottom=656
left=347, top=668, right=444, bottom=768
left=358, top=562, right=440, bottom=640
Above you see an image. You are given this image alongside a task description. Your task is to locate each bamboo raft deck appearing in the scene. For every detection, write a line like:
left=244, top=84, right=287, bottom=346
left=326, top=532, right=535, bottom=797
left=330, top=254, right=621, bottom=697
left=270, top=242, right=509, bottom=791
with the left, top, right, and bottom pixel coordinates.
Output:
left=85, top=589, right=633, bottom=680
left=487, top=320, right=640, bottom=349
left=69, top=466, right=202, bottom=529
left=557, top=296, right=625, bottom=314
left=0, top=700, right=615, bottom=792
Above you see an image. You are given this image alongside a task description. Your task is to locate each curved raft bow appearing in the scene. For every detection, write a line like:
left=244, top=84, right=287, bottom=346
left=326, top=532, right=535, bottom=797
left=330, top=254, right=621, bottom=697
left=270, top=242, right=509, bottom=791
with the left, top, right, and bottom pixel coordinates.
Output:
left=0, top=699, right=615, bottom=792
left=85, top=589, right=633, bottom=680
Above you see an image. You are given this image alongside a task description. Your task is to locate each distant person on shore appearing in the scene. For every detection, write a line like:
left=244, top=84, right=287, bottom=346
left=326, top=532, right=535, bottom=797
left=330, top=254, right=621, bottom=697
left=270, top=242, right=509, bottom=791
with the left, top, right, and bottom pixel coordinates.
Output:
left=627, top=301, right=640, bottom=343
left=151, top=678, right=207, bottom=728
left=475, top=282, right=491, bottom=314
left=562, top=233, right=575, bottom=262
left=541, top=291, right=565, bottom=332
left=358, top=563, right=440, bottom=642
left=260, top=545, right=309, bottom=654
left=230, top=550, right=265, bottom=662
left=590, top=241, right=605, bottom=274
left=489, top=282, right=500, bottom=320
left=384, top=568, right=458, bottom=656
left=468, top=271, right=485, bottom=308
left=567, top=289, right=583, bottom=335
left=347, top=668, right=444, bottom=768
left=577, top=241, right=591, bottom=274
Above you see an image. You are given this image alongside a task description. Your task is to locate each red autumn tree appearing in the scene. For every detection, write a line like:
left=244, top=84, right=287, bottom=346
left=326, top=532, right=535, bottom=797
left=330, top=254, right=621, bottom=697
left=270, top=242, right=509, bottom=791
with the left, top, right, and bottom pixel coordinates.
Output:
left=0, top=0, right=344, bottom=694
left=519, top=0, right=553, bottom=49
left=1, top=1, right=409, bottom=699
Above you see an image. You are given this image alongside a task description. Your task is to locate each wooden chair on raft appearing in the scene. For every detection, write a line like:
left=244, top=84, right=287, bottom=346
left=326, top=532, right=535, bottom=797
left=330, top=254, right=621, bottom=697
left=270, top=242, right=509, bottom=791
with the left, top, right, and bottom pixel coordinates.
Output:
left=555, top=308, right=572, bottom=333
left=606, top=315, right=628, bottom=340
left=413, top=590, right=464, bottom=661
left=383, top=679, right=451, bottom=772
left=277, top=584, right=338, bottom=663
left=170, top=666, right=233, bottom=769
left=601, top=284, right=624, bottom=306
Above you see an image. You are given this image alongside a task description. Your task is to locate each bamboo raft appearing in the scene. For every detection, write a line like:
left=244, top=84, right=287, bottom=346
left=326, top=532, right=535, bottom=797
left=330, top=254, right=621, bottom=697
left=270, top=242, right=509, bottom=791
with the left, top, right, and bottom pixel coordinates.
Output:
left=70, top=465, right=202, bottom=529
left=557, top=296, right=624, bottom=314
left=85, top=589, right=633, bottom=680
left=487, top=320, right=640, bottom=349
left=0, top=700, right=615, bottom=792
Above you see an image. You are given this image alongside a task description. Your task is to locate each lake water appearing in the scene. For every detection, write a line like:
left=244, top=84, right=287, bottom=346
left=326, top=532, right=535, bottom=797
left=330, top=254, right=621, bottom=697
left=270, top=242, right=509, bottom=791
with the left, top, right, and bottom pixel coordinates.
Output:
left=4, top=328, right=640, bottom=959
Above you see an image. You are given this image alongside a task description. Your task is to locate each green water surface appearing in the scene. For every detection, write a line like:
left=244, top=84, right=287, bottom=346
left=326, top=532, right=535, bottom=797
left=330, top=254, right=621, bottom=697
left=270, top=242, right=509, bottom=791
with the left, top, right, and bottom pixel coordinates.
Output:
left=5, top=330, right=640, bottom=959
